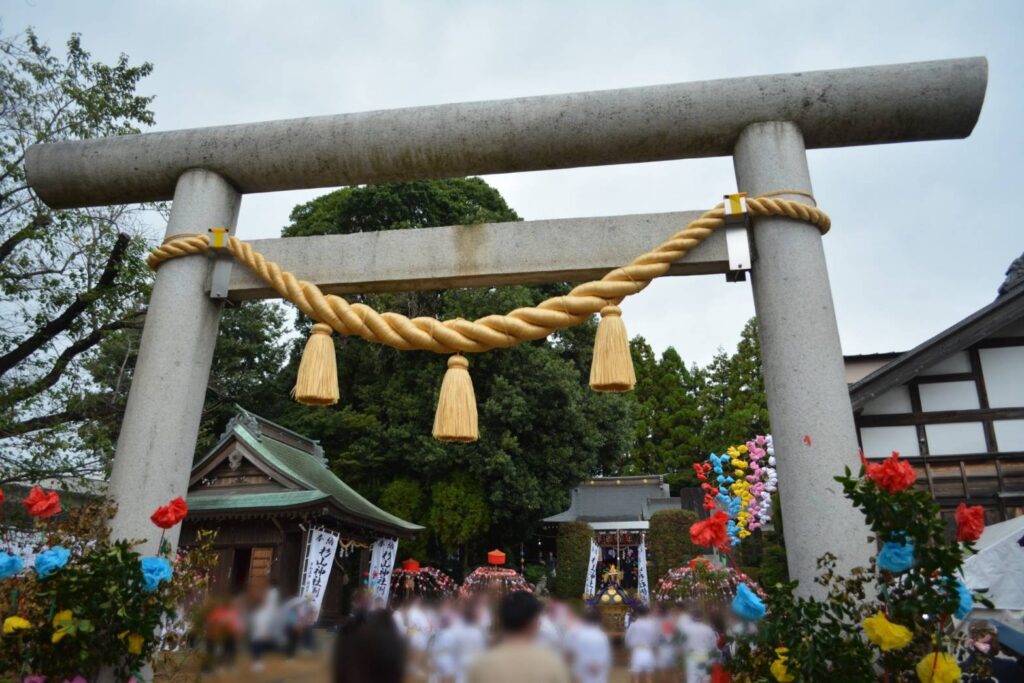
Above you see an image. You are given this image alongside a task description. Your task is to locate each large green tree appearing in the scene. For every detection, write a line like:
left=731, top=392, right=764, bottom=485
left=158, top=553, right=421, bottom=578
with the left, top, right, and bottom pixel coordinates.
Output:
left=0, top=30, right=156, bottom=484
left=625, top=337, right=705, bottom=490
left=699, top=318, right=770, bottom=449
left=266, top=179, right=633, bottom=569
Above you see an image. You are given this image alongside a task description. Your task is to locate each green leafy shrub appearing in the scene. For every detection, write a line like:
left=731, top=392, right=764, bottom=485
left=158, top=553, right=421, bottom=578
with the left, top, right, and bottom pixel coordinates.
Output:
left=648, top=508, right=698, bottom=580
left=553, top=521, right=592, bottom=599
left=0, top=492, right=214, bottom=680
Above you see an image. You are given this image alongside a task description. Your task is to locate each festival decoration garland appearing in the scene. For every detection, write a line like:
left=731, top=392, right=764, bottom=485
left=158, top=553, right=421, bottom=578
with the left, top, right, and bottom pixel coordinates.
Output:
left=147, top=195, right=829, bottom=443
left=693, top=435, right=778, bottom=546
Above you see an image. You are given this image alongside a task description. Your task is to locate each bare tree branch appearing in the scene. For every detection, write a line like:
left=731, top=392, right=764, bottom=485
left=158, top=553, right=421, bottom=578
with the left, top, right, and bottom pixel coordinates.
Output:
left=0, top=232, right=131, bottom=375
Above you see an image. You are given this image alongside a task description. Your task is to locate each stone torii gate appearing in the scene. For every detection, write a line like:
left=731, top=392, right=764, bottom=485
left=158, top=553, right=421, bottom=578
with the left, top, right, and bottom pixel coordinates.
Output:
left=25, top=57, right=987, bottom=595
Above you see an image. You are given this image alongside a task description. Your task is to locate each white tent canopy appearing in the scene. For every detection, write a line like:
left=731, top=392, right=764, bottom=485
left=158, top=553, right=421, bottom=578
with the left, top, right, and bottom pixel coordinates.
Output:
left=963, top=514, right=1024, bottom=610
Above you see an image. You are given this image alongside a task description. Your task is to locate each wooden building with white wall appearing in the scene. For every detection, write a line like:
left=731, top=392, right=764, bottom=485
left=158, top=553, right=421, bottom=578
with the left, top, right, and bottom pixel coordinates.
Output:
left=846, top=262, right=1024, bottom=526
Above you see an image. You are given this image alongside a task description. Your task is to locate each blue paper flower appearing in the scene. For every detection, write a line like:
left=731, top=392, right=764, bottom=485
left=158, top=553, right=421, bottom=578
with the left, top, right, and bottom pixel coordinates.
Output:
left=953, top=580, right=974, bottom=619
left=877, top=539, right=915, bottom=573
left=140, top=556, right=173, bottom=592
left=0, top=552, right=23, bottom=580
left=731, top=583, right=766, bottom=621
left=34, top=546, right=70, bottom=579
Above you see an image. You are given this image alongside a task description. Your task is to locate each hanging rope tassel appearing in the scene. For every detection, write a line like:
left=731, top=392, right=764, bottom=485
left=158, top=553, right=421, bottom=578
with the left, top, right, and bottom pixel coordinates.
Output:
left=589, top=305, right=636, bottom=392
left=292, top=323, right=340, bottom=406
left=432, top=355, right=478, bottom=443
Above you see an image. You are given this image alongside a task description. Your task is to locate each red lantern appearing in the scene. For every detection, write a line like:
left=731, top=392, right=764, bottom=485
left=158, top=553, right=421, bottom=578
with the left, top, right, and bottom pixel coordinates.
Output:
left=487, top=549, right=506, bottom=566
left=402, top=558, right=421, bottom=572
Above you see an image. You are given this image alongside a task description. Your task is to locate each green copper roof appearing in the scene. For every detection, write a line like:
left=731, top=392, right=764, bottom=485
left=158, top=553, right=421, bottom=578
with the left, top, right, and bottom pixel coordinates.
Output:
left=189, top=490, right=329, bottom=511
left=189, top=408, right=422, bottom=534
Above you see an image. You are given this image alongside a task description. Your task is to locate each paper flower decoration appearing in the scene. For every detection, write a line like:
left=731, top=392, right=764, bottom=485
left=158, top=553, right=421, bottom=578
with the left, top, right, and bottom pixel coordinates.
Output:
left=139, top=556, right=174, bottom=592
left=954, top=503, right=985, bottom=543
left=770, top=647, right=795, bottom=682
left=731, top=582, right=766, bottom=621
left=34, top=546, right=70, bottom=579
left=862, top=612, right=912, bottom=651
left=877, top=538, right=915, bottom=574
left=690, top=510, right=730, bottom=551
left=51, top=609, right=74, bottom=644
left=2, top=616, right=30, bottom=635
left=22, top=486, right=61, bottom=519
left=0, top=552, right=23, bottom=580
left=865, top=452, right=916, bottom=494
left=150, top=496, right=189, bottom=530
left=953, top=580, right=974, bottom=619
left=915, top=651, right=961, bottom=683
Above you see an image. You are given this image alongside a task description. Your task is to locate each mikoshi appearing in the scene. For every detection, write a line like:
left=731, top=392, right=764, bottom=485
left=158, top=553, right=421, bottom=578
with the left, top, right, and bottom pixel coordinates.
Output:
left=389, top=559, right=457, bottom=605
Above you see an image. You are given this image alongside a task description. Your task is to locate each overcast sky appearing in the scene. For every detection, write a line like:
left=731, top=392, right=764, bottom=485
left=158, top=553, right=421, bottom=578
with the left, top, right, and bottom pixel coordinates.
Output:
left=5, top=1, right=1022, bottom=366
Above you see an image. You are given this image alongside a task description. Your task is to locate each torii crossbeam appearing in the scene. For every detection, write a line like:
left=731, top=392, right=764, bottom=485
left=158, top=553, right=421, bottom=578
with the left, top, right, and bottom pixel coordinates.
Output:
left=25, top=57, right=987, bottom=596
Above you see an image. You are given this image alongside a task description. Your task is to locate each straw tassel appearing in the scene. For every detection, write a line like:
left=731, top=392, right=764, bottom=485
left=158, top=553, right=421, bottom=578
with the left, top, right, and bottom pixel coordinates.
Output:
left=432, top=355, right=478, bottom=443
left=589, top=305, right=636, bottom=392
left=292, top=323, right=340, bottom=406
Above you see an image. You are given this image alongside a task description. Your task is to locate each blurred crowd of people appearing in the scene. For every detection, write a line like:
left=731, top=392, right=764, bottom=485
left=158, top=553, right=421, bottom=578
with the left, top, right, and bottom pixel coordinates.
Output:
left=195, top=588, right=1023, bottom=682
left=199, top=582, right=319, bottom=673
left=333, top=593, right=737, bottom=683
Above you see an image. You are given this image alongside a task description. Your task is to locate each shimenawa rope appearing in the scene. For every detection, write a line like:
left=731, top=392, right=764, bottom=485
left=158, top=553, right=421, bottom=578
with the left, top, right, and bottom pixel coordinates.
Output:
left=147, top=194, right=830, bottom=441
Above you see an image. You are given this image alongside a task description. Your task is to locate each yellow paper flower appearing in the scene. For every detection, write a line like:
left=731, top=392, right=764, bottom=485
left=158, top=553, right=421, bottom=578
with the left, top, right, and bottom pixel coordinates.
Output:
left=51, top=609, right=74, bottom=644
left=916, top=651, right=961, bottom=683
left=3, top=616, right=31, bottom=635
left=863, top=612, right=913, bottom=651
left=770, top=647, right=795, bottom=682
left=127, top=632, right=144, bottom=655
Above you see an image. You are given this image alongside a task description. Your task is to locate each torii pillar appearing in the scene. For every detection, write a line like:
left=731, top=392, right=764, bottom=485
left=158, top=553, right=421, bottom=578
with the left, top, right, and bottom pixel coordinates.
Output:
left=25, top=57, right=988, bottom=594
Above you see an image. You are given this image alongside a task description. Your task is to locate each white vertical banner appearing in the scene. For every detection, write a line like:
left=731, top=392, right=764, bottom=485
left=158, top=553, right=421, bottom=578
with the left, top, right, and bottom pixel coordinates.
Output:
left=299, top=527, right=340, bottom=616
left=584, top=537, right=600, bottom=597
left=637, top=535, right=650, bottom=605
left=369, top=537, right=399, bottom=603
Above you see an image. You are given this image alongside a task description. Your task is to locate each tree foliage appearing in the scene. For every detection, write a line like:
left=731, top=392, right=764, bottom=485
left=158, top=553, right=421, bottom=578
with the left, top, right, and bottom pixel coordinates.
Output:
left=428, top=475, right=490, bottom=553
left=0, top=29, right=158, bottom=485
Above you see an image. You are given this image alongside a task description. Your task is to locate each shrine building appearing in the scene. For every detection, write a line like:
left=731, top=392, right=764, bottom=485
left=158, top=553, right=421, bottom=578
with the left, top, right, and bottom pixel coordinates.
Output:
left=179, top=406, right=421, bottom=622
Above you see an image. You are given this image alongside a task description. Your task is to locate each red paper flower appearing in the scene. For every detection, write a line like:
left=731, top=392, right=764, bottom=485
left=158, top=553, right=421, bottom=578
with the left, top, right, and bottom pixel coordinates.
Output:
left=690, top=511, right=730, bottom=551
left=150, top=496, right=188, bottom=529
left=22, top=486, right=61, bottom=518
left=0, top=488, right=4, bottom=505
left=865, top=452, right=917, bottom=494
left=955, top=503, right=985, bottom=543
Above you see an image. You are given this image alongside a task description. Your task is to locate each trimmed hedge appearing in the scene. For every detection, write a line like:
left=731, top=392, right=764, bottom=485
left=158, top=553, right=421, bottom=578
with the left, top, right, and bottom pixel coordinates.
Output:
left=554, top=521, right=593, bottom=599
left=649, top=508, right=699, bottom=581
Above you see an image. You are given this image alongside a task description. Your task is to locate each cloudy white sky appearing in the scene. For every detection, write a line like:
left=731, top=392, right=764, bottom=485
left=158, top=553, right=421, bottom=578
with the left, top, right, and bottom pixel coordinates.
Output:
left=6, top=1, right=1022, bottom=365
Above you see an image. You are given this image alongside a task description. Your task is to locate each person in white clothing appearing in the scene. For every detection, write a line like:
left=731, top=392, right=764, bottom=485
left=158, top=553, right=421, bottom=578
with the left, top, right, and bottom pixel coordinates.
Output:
left=565, top=610, right=611, bottom=683
left=430, top=610, right=461, bottom=683
left=625, top=605, right=658, bottom=683
left=676, top=605, right=719, bottom=683
left=653, top=604, right=679, bottom=683
left=454, top=603, right=488, bottom=683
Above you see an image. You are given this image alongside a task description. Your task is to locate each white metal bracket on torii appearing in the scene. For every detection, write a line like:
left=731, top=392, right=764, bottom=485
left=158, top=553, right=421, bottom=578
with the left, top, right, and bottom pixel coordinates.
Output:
left=25, top=57, right=988, bottom=596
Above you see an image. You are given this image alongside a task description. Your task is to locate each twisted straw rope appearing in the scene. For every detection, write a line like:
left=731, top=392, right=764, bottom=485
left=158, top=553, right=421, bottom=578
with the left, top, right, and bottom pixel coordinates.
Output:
left=148, top=196, right=829, bottom=354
